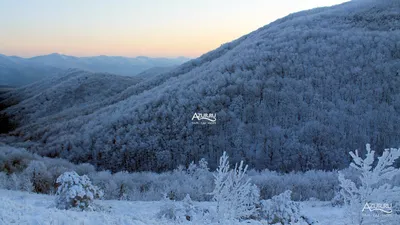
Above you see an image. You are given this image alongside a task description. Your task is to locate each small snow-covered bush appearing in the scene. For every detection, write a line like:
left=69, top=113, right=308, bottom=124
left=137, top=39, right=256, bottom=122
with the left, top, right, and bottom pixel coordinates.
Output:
left=260, top=190, right=309, bottom=225
left=10, top=173, right=32, bottom=192
left=330, top=191, right=344, bottom=207
left=182, top=194, right=197, bottom=221
left=157, top=194, right=210, bottom=223
left=0, top=172, right=7, bottom=189
left=210, top=151, right=260, bottom=221
left=157, top=195, right=181, bottom=221
left=55, top=171, right=103, bottom=210
left=0, top=146, right=34, bottom=174
left=23, top=161, right=52, bottom=194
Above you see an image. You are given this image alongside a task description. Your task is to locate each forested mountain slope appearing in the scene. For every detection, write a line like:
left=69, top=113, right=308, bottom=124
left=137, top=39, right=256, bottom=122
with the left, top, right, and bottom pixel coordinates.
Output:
left=1, top=69, right=141, bottom=126
left=2, top=0, right=400, bottom=172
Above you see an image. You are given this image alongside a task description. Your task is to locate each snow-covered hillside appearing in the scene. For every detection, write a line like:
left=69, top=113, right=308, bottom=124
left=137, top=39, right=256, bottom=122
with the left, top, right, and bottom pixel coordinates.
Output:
left=1, top=69, right=141, bottom=125
left=2, top=0, right=400, bottom=172
left=135, top=66, right=175, bottom=80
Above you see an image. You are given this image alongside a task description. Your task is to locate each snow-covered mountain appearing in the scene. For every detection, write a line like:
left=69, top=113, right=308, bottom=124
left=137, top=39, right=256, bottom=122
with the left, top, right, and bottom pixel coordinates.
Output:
left=2, top=0, right=400, bottom=172
left=27, top=53, right=190, bottom=76
left=0, top=54, right=64, bottom=87
left=135, top=66, right=175, bottom=80
left=0, top=54, right=189, bottom=86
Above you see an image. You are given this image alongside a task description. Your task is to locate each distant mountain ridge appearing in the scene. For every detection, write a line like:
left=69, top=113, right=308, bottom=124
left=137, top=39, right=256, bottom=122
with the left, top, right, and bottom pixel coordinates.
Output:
left=27, top=53, right=190, bottom=76
left=0, top=53, right=190, bottom=86
left=0, top=54, right=64, bottom=87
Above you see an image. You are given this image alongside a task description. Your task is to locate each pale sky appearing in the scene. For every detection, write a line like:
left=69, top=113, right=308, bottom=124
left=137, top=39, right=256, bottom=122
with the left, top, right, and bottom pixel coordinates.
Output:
left=0, top=0, right=348, bottom=58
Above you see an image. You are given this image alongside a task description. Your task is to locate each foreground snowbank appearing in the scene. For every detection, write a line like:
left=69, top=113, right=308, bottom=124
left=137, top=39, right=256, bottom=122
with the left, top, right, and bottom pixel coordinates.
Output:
left=0, top=189, right=264, bottom=225
left=0, top=189, right=375, bottom=225
left=0, top=189, right=158, bottom=225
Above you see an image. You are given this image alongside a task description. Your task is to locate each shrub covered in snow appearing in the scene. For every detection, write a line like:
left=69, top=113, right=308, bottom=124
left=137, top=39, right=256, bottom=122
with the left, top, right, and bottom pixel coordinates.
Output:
left=210, top=151, right=260, bottom=221
left=156, top=195, right=181, bottom=221
left=0, top=172, right=7, bottom=189
left=55, top=171, right=103, bottom=210
left=339, top=144, right=400, bottom=224
left=330, top=191, right=344, bottom=207
left=0, top=145, right=34, bottom=174
left=9, top=173, right=32, bottom=192
left=23, top=161, right=52, bottom=194
left=157, top=194, right=210, bottom=223
left=259, top=190, right=310, bottom=225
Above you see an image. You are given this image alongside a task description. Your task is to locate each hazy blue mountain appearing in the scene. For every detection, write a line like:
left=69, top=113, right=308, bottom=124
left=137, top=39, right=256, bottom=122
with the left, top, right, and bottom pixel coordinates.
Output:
left=2, top=0, right=400, bottom=173
left=0, top=53, right=190, bottom=86
left=27, top=53, right=190, bottom=76
left=0, top=54, right=63, bottom=87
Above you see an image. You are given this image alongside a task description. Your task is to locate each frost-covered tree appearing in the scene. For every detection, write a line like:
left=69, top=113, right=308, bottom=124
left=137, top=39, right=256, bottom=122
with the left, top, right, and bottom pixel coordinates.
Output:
left=55, top=171, right=103, bottom=210
left=210, top=151, right=259, bottom=221
left=339, top=144, right=400, bottom=224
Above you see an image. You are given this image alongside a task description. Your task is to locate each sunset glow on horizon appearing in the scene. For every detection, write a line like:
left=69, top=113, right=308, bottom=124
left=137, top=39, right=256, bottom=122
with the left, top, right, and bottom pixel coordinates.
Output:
left=0, top=0, right=349, bottom=58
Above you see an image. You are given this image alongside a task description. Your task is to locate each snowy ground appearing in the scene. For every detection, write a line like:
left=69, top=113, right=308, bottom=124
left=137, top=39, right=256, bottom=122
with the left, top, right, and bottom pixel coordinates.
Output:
left=302, top=201, right=346, bottom=225
left=0, top=189, right=163, bottom=225
left=0, top=189, right=347, bottom=225
left=1, top=189, right=394, bottom=225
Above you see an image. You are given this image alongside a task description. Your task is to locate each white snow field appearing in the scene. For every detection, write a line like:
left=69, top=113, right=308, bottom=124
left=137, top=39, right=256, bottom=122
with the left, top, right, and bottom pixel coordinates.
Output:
left=0, top=189, right=352, bottom=225
left=0, top=189, right=168, bottom=225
